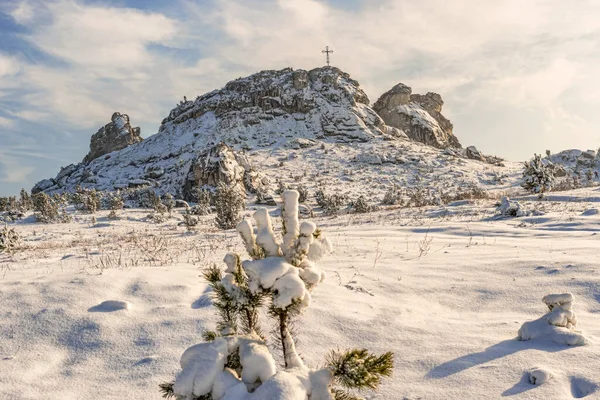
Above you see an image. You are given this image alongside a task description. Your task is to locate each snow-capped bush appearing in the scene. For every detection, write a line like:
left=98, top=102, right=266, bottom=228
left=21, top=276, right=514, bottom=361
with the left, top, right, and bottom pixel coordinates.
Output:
left=163, top=193, right=176, bottom=213
left=190, top=189, right=211, bottom=216
left=315, top=189, right=346, bottom=216
left=32, top=192, right=61, bottom=223
left=161, top=190, right=394, bottom=400
left=351, top=195, right=373, bottom=213
left=496, top=197, right=526, bottom=217
left=382, top=184, right=403, bottom=206
left=518, top=293, right=586, bottom=346
left=522, top=154, right=555, bottom=197
left=214, top=183, right=245, bottom=229
left=296, top=184, right=308, bottom=203
left=73, top=186, right=101, bottom=214
left=0, top=224, right=20, bottom=254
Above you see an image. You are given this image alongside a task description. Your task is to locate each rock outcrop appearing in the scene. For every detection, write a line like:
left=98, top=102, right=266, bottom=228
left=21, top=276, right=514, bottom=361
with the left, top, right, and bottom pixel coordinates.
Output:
left=183, top=143, right=267, bottom=201
left=33, top=67, right=392, bottom=197
left=373, top=83, right=461, bottom=149
left=83, top=112, right=143, bottom=163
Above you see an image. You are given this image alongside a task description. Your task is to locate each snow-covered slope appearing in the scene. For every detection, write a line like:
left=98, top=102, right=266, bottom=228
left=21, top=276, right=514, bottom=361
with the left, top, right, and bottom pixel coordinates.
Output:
left=32, top=67, right=517, bottom=200
left=2, top=192, right=600, bottom=399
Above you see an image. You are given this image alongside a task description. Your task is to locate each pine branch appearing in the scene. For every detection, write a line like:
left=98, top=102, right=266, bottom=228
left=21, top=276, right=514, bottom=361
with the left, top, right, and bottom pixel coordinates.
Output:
left=327, top=349, right=394, bottom=390
left=332, top=388, right=365, bottom=400
left=202, top=264, right=222, bottom=284
left=159, top=382, right=175, bottom=399
left=202, top=330, right=218, bottom=341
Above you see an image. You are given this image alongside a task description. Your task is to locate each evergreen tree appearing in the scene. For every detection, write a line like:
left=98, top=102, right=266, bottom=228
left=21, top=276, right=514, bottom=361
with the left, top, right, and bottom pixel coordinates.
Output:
left=522, top=154, right=555, bottom=198
left=161, top=190, right=393, bottom=399
left=214, top=183, right=245, bottom=229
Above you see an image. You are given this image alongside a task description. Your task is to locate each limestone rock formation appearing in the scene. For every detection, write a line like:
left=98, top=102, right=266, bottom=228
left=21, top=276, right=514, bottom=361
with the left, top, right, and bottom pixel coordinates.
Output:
left=83, top=112, right=143, bottom=163
left=373, top=83, right=461, bottom=149
left=183, top=143, right=266, bottom=201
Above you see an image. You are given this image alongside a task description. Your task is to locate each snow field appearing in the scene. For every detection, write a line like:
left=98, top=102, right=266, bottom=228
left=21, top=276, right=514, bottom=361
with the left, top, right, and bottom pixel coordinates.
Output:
left=0, top=195, right=599, bottom=399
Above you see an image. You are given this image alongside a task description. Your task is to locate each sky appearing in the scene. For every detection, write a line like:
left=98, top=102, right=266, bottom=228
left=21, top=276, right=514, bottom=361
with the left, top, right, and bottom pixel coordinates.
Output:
left=1, top=0, right=600, bottom=196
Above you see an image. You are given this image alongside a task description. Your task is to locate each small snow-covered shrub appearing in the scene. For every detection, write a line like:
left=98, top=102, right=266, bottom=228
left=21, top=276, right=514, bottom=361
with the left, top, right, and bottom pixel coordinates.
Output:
left=73, top=186, right=101, bottom=213
left=190, top=189, right=211, bottom=216
left=106, top=191, right=124, bottom=210
left=161, top=191, right=393, bottom=400
left=163, top=193, right=176, bottom=213
left=315, top=189, right=346, bottom=216
left=105, top=191, right=124, bottom=220
left=32, top=192, right=60, bottom=223
left=496, top=196, right=526, bottom=217
left=182, top=213, right=199, bottom=229
left=518, top=293, right=586, bottom=346
left=0, top=224, right=20, bottom=254
left=19, top=188, right=32, bottom=211
left=214, top=183, right=245, bottom=230
left=522, top=154, right=555, bottom=197
left=351, top=195, right=373, bottom=214
left=382, top=184, right=403, bottom=206
left=296, top=184, right=308, bottom=203
left=405, top=187, right=436, bottom=208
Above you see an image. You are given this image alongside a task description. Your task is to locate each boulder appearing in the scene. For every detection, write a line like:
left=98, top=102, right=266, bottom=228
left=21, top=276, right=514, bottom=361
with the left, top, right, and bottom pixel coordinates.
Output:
left=373, top=84, right=461, bottom=149
left=466, top=145, right=485, bottom=161
left=84, top=112, right=143, bottom=163
left=184, top=143, right=266, bottom=201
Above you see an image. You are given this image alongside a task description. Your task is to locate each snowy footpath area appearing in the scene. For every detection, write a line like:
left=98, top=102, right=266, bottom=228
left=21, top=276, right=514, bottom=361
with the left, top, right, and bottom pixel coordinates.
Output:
left=1, top=201, right=599, bottom=399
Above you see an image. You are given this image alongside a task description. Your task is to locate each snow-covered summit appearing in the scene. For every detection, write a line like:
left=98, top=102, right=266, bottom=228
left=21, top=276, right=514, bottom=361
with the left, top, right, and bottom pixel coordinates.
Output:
left=32, top=66, right=514, bottom=199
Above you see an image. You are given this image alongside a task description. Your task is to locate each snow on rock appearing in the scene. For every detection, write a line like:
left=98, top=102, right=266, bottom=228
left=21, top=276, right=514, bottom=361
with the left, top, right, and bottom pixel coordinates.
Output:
left=528, top=368, right=553, bottom=385
left=32, top=67, right=388, bottom=197
left=373, top=83, right=460, bottom=149
left=174, top=338, right=229, bottom=397
left=518, top=293, right=587, bottom=346
left=84, top=112, right=143, bottom=164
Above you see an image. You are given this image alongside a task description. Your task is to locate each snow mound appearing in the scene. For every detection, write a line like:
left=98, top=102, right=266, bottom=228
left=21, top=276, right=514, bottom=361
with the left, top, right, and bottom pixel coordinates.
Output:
left=528, top=367, right=552, bottom=385
left=518, top=293, right=587, bottom=346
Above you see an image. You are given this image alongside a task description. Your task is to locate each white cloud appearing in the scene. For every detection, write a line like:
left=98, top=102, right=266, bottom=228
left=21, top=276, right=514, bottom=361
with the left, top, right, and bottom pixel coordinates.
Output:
left=0, top=154, right=34, bottom=183
left=4, top=0, right=600, bottom=165
left=0, top=55, right=19, bottom=77
left=0, top=116, right=14, bottom=128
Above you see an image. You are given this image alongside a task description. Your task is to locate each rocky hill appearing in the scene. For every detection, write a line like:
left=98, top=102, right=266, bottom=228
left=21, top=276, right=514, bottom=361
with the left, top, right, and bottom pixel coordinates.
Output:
left=32, top=67, right=515, bottom=200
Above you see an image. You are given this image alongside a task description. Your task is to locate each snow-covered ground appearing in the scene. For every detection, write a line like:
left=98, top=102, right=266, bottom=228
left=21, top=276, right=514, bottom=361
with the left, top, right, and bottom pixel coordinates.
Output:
left=1, top=191, right=600, bottom=399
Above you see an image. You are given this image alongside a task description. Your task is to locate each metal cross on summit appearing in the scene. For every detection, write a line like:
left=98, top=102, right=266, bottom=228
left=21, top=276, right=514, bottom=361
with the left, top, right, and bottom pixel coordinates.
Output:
left=322, top=46, right=333, bottom=66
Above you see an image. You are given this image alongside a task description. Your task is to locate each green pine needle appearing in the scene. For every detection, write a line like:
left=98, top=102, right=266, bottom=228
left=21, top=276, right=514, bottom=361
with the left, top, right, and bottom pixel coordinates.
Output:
left=327, top=349, right=394, bottom=390
left=159, top=382, right=175, bottom=399
left=202, top=264, right=222, bottom=284
left=331, top=388, right=365, bottom=400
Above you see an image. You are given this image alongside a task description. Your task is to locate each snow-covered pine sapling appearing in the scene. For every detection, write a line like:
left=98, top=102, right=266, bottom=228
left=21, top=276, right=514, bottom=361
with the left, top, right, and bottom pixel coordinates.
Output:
left=162, top=190, right=394, bottom=400
left=522, top=154, right=555, bottom=198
